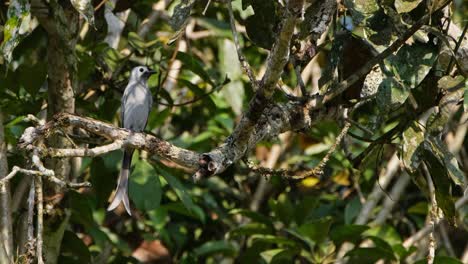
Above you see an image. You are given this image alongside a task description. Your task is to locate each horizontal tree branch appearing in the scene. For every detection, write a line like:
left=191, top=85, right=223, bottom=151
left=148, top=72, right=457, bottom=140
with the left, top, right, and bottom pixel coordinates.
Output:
left=18, top=101, right=340, bottom=179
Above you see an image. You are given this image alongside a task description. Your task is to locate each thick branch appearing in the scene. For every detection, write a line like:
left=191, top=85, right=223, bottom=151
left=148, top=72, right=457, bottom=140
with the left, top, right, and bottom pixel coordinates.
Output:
left=198, top=1, right=306, bottom=177
left=19, top=113, right=200, bottom=169
left=0, top=109, right=13, bottom=264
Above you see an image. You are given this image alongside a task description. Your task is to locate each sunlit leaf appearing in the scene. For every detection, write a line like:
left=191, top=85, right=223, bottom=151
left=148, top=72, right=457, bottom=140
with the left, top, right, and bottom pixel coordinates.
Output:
left=394, top=0, right=423, bottom=13
left=387, top=43, right=437, bottom=89
left=425, top=137, right=466, bottom=187
left=70, top=0, right=95, bottom=27
left=401, top=121, right=425, bottom=172
left=1, top=0, right=38, bottom=62
left=422, top=145, right=456, bottom=224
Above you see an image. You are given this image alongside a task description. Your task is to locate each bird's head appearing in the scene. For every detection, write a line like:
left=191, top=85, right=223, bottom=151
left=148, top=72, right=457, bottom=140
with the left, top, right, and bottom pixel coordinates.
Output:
left=130, top=66, right=157, bottom=81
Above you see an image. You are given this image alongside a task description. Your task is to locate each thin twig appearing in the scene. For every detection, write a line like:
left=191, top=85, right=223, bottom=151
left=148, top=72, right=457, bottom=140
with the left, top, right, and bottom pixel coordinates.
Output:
left=226, top=0, right=257, bottom=88
left=373, top=171, right=411, bottom=225
left=295, top=64, right=307, bottom=96
left=446, top=23, right=468, bottom=74
left=345, top=118, right=373, bottom=136
left=94, top=0, right=109, bottom=11
left=31, top=152, right=91, bottom=188
left=247, top=120, right=351, bottom=180
left=35, top=175, right=44, bottom=264
left=439, top=223, right=456, bottom=257
left=202, top=0, right=212, bottom=15
left=0, top=166, right=20, bottom=185
left=46, top=140, right=123, bottom=158
left=299, top=120, right=351, bottom=179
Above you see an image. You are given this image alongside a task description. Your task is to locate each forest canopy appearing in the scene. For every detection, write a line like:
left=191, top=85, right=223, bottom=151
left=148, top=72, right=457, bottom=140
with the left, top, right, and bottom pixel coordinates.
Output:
left=0, top=0, right=467, bottom=263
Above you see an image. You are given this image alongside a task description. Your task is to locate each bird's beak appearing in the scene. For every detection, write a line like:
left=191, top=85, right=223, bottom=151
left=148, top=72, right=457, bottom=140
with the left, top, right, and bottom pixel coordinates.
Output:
left=143, top=69, right=157, bottom=78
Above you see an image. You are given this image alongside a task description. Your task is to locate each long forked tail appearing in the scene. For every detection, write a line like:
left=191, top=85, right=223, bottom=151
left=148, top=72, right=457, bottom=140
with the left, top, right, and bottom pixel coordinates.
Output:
left=107, top=149, right=134, bottom=215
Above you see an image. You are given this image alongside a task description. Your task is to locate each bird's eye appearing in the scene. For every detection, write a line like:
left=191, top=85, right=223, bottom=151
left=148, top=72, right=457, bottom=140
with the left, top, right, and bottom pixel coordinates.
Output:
left=139, top=68, right=144, bottom=73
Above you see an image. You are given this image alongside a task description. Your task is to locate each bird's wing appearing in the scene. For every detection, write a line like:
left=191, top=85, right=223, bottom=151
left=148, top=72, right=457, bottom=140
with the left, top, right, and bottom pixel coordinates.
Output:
left=121, top=82, right=132, bottom=127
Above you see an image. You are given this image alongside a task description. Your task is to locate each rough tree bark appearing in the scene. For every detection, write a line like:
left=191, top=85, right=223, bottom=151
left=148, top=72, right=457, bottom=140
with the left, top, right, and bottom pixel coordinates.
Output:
left=0, top=108, right=13, bottom=263
left=30, top=0, right=79, bottom=263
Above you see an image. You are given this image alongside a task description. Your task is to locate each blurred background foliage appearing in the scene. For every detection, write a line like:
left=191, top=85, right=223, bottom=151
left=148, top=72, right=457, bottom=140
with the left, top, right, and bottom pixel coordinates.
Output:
left=0, top=0, right=468, bottom=263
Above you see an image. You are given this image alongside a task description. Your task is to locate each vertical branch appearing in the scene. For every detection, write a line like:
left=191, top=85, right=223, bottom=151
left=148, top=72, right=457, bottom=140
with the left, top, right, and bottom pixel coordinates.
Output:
left=226, top=0, right=257, bottom=87
left=35, top=175, right=44, bottom=264
left=422, top=163, right=438, bottom=264
left=27, top=178, right=36, bottom=248
left=32, top=2, right=79, bottom=262
left=0, top=108, right=13, bottom=263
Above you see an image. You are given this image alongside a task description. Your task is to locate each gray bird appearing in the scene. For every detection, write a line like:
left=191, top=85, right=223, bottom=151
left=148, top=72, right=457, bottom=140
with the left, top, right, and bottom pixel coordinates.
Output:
left=107, top=66, right=156, bottom=215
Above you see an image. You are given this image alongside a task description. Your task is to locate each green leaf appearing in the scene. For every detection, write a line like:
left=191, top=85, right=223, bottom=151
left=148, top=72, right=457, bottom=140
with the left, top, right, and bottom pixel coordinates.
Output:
left=102, top=46, right=124, bottom=71
left=1, top=0, right=37, bottom=62
left=297, top=217, right=333, bottom=244
left=294, top=195, right=320, bottom=225
left=230, top=223, right=274, bottom=237
left=17, top=62, right=47, bottom=95
left=158, top=165, right=205, bottom=222
left=69, top=191, right=94, bottom=228
left=229, top=209, right=274, bottom=227
left=363, top=225, right=401, bottom=246
left=90, top=156, right=116, bottom=207
left=343, top=0, right=379, bottom=26
left=148, top=207, right=168, bottom=230
left=425, top=137, right=466, bottom=187
left=414, top=256, right=463, bottom=264
left=345, top=196, right=362, bottom=224
left=376, top=77, right=409, bottom=113
left=427, top=75, right=465, bottom=135
left=330, top=225, right=369, bottom=245
left=129, top=159, right=162, bottom=211
left=421, top=145, right=456, bottom=224
left=393, top=244, right=417, bottom=261
left=128, top=32, right=146, bottom=52
left=193, top=240, right=237, bottom=257
left=269, top=193, right=294, bottom=225
left=70, top=0, right=95, bottom=27
left=251, top=234, right=300, bottom=247
left=260, top=248, right=298, bottom=264
left=176, top=52, right=215, bottom=85
left=366, top=236, right=395, bottom=255
left=401, top=121, right=425, bottom=173
left=168, top=0, right=195, bottom=44
left=387, top=43, right=437, bottom=89
left=219, top=39, right=244, bottom=115
left=346, top=247, right=396, bottom=264
left=244, top=0, right=279, bottom=49
left=394, top=0, right=423, bottom=13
